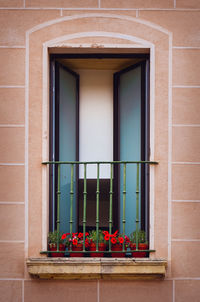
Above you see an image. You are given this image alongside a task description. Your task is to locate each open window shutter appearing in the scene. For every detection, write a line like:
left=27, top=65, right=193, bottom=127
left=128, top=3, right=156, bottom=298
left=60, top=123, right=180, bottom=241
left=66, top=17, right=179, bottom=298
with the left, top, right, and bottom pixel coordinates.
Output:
left=50, top=62, right=79, bottom=233
left=114, top=61, right=148, bottom=235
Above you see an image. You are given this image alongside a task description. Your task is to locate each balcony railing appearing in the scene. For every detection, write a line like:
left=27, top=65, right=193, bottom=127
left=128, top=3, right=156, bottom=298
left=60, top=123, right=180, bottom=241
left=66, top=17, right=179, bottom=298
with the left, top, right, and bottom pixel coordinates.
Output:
left=41, top=160, right=158, bottom=257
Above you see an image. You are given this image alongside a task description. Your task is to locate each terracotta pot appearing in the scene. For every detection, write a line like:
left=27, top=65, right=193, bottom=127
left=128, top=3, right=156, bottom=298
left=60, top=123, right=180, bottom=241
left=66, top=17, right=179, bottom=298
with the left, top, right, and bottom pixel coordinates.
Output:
left=130, top=243, right=148, bottom=258
left=111, top=243, right=126, bottom=258
left=49, top=243, right=66, bottom=257
left=89, top=242, right=106, bottom=257
left=69, top=243, right=84, bottom=257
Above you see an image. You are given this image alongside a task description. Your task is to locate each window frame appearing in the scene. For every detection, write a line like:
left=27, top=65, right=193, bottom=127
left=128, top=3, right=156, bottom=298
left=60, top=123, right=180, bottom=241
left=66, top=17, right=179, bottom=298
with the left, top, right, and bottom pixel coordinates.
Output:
left=113, top=60, right=150, bottom=234
left=49, top=53, right=150, bottom=236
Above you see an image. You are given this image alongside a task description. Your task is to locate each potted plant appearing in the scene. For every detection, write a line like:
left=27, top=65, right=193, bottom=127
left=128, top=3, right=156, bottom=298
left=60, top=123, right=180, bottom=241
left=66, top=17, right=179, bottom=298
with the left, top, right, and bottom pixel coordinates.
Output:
left=88, top=230, right=107, bottom=257
left=48, top=230, right=66, bottom=257
left=104, top=230, right=129, bottom=257
left=65, top=232, right=89, bottom=257
left=129, top=230, right=148, bottom=258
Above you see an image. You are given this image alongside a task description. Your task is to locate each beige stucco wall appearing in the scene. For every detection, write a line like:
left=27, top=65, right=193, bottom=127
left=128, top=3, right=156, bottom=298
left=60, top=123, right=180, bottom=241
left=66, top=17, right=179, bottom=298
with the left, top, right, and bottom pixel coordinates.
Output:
left=0, top=1, right=200, bottom=301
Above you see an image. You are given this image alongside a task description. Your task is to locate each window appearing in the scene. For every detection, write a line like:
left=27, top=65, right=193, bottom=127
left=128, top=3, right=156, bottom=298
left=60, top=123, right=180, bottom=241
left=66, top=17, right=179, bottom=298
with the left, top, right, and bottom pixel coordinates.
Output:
left=49, top=53, right=150, bottom=240
left=28, top=52, right=167, bottom=279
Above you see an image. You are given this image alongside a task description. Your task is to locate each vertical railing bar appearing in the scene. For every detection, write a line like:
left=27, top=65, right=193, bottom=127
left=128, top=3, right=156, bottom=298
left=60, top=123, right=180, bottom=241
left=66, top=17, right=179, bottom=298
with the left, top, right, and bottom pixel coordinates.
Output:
left=69, top=163, right=74, bottom=251
left=96, top=163, right=100, bottom=252
left=83, top=163, right=87, bottom=252
left=56, top=164, right=61, bottom=251
left=51, top=61, right=56, bottom=232
left=122, top=163, right=126, bottom=251
left=109, top=163, right=113, bottom=252
left=136, top=163, right=140, bottom=250
left=52, top=164, right=55, bottom=232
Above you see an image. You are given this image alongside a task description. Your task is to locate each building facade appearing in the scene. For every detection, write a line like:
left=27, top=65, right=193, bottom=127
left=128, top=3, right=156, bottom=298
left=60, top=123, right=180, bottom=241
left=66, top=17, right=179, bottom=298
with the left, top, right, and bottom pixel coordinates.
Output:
left=0, top=0, right=200, bottom=301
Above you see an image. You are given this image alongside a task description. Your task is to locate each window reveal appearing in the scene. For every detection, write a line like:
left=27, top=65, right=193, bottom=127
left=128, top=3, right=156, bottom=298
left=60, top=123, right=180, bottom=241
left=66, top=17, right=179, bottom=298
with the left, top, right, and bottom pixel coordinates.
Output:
left=49, top=54, right=150, bottom=240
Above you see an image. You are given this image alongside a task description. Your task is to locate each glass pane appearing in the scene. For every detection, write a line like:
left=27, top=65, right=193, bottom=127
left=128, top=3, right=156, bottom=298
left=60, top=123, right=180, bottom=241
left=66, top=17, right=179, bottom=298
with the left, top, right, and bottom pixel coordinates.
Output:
left=119, top=65, right=141, bottom=236
left=59, top=66, right=77, bottom=233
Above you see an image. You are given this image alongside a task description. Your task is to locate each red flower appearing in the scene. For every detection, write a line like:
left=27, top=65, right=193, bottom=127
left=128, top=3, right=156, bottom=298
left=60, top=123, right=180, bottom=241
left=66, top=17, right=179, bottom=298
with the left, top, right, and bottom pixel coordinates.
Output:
left=61, top=233, right=67, bottom=240
left=111, top=237, right=117, bottom=244
left=104, top=234, right=110, bottom=241
left=103, top=231, right=109, bottom=235
left=125, top=235, right=130, bottom=243
left=118, top=237, right=124, bottom=244
left=85, top=232, right=89, bottom=236
left=113, top=230, right=118, bottom=237
left=78, top=232, right=83, bottom=238
left=85, top=238, right=89, bottom=247
left=72, top=239, right=78, bottom=245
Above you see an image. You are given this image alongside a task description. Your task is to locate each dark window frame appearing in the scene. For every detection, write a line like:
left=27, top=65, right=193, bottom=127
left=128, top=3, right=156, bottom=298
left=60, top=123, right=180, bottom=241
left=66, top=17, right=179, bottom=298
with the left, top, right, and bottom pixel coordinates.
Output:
left=49, top=53, right=150, bottom=237
left=113, top=60, right=150, bottom=234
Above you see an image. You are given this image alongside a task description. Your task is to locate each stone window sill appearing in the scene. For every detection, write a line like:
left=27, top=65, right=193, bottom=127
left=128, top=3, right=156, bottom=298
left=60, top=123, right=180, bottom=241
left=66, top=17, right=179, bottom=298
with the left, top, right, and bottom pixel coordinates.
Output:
left=27, top=257, right=167, bottom=280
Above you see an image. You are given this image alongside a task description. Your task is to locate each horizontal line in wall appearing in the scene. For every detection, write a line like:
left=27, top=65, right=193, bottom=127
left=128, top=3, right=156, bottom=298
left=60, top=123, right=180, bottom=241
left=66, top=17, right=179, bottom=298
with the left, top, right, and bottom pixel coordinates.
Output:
left=0, top=46, right=25, bottom=49
left=173, top=85, right=200, bottom=88
left=0, top=277, right=198, bottom=282
left=172, top=239, right=200, bottom=242
left=172, top=162, right=200, bottom=165
left=0, top=240, right=24, bottom=243
left=0, top=7, right=62, bottom=10
left=0, top=163, right=25, bottom=166
left=166, top=277, right=200, bottom=280
left=137, top=8, right=200, bottom=11
left=173, top=46, right=200, bottom=49
left=0, top=124, right=25, bottom=128
left=172, top=124, right=200, bottom=127
left=0, top=201, right=24, bottom=204
left=0, top=86, right=25, bottom=88
left=0, top=7, right=199, bottom=11
left=172, top=200, right=200, bottom=202
left=60, top=8, right=200, bottom=11
left=0, top=278, right=25, bottom=281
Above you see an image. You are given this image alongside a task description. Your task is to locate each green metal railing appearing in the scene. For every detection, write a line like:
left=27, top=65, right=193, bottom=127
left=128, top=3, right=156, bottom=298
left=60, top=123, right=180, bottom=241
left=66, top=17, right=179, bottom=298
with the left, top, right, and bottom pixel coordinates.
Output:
left=41, top=160, right=158, bottom=256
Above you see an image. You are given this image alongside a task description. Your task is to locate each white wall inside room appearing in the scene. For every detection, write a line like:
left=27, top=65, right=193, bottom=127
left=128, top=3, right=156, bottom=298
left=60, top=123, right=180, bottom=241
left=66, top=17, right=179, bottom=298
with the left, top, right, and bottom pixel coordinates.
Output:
left=78, top=69, right=114, bottom=178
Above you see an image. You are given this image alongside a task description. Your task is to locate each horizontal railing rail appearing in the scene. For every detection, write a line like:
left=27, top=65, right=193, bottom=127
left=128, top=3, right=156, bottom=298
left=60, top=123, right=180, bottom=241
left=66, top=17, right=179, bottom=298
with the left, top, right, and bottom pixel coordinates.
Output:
left=41, top=160, right=158, bottom=257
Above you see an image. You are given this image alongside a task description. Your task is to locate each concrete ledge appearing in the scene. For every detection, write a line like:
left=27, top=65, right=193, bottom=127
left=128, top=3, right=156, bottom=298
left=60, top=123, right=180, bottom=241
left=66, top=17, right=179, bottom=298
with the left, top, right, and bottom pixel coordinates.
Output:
left=27, top=258, right=167, bottom=280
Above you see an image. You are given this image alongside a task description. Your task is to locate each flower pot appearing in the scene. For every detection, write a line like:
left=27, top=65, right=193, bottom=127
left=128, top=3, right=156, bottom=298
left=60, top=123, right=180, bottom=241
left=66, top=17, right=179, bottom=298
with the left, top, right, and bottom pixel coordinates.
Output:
left=89, top=242, right=106, bottom=257
left=130, top=243, right=148, bottom=258
left=49, top=243, right=66, bottom=257
left=69, top=243, right=84, bottom=257
left=111, top=244, right=126, bottom=257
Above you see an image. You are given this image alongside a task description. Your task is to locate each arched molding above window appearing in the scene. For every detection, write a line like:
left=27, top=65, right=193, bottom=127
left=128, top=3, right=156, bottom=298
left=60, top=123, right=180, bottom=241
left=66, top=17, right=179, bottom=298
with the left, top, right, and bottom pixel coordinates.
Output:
left=25, top=13, right=171, bottom=265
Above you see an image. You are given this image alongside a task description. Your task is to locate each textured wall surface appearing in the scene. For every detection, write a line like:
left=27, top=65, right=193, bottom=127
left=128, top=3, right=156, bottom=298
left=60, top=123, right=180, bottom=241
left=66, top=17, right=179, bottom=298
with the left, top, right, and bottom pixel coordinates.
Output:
left=0, top=0, right=200, bottom=301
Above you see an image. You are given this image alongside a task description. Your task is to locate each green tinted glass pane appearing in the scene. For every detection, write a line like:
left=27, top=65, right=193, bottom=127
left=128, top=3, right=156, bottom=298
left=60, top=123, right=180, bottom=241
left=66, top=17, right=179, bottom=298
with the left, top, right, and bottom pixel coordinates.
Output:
left=59, top=67, right=77, bottom=233
left=119, top=66, right=141, bottom=236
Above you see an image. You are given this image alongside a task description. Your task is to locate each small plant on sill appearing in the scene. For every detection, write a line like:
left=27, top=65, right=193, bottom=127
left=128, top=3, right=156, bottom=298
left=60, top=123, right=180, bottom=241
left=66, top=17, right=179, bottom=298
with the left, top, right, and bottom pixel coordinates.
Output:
left=48, top=230, right=67, bottom=257
left=129, top=230, right=149, bottom=258
left=48, top=230, right=66, bottom=247
left=66, top=232, right=90, bottom=247
left=103, top=230, right=130, bottom=257
left=89, top=229, right=107, bottom=244
left=88, top=230, right=107, bottom=257
left=102, top=230, right=130, bottom=246
left=61, top=232, right=90, bottom=257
